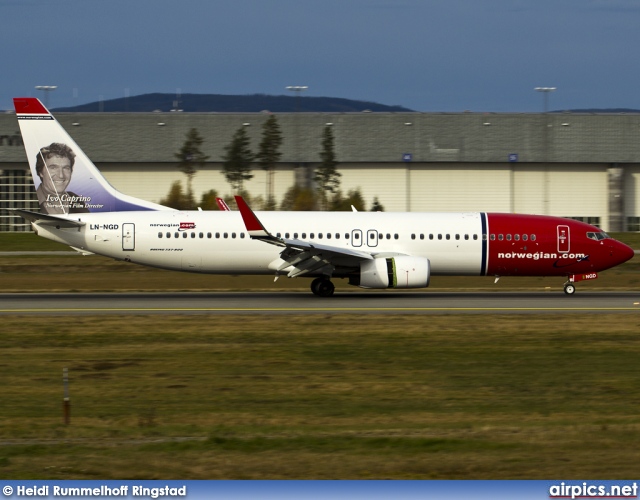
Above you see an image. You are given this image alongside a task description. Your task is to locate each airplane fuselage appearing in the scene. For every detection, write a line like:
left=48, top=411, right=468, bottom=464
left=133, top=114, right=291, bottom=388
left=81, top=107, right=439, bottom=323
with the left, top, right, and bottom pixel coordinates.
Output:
left=35, top=210, right=632, bottom=280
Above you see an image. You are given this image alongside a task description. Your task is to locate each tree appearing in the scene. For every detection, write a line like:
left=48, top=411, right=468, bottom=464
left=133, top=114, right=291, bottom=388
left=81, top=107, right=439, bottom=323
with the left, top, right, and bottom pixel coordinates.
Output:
left=222, top=125, right=254, bottom=193
left=256, top=115, right=283, bottom=210
left=198, top=189, right=219, bottom=210
left=370, top=197, right=385, bottom=211
left=280, top=185, right=317, bottom=211
left=175, top=128, right=209, bottom=204
left=329, top=188, right=366, bottom=211
left=159, top=181, right=193, bottom=210
left=314, top=125, right=341, bottom=210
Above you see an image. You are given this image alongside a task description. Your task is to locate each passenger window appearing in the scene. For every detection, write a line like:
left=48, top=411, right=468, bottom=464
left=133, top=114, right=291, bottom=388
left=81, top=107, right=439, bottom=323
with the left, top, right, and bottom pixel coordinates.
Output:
left=429, top=234, right=434, bottom=240
left=490, top=234, right=495, bottom=240
left=318, top=233, right=323, bottom=239
left=455, top=234, right=460, bottom=240
left=327, top=233, right=331, bottom=239
left=514, top=234, right=520, bottom=241
left=310, top=233, right=315, bottom=239
left=224, top=232, right=228, bottom=238
left=522, top=234, right=528, bottom=241
left=335, top=233, right=340, bottom=239
left=285, top=233, right=290, bottom=238
left=464, top=234, right=469, bottom=240
left=420, top=234, right=424, bottom=240
left=498, top=234, right=504, bottom=241
left=446, top=234, right=450, bottom=240
left=158, top=232, right=162, bottom=238
left=207, top=232, right=212, bottom=238
left=354, top=233, right=359, bottom=240
left=394, top=234, right=399, bottom=240
left=294, top=233, right=298, bottom=239
left=232, top=233, right=236, bottom=239
left=166, top=232, right=171, bottom=238
left=215, top=232, right=220, bottom=238
left=438, top=234, right=442, bottom=240
left=531, top=234, right=536, bottom=241
left=411, top=234, right=416, bottom=240
left=191, top=232, right=196, bottom=238
left=302, top=233, right=307, bottom=239
left=240, top=233, right=245, bottom=238
left=506, top=234, right=512, bottom=241
left=175, top=232, right=179, bottom=238
left=182, top=232, right=187, bottom=239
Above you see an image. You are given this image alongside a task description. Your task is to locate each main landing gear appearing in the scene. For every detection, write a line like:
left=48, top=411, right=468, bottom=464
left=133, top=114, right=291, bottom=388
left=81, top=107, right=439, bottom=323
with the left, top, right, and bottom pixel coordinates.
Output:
left=311, top=277, right=335, bottom=297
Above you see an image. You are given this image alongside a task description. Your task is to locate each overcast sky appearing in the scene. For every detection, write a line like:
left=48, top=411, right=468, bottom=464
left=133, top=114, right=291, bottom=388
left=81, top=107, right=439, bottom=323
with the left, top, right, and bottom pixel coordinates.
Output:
left=3, top=0, right=640, bottom=112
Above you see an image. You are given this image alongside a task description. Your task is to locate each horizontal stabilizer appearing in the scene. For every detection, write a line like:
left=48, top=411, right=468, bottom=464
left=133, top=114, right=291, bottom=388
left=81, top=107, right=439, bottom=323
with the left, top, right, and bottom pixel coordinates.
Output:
left=7, top=208, right=85, bottom=228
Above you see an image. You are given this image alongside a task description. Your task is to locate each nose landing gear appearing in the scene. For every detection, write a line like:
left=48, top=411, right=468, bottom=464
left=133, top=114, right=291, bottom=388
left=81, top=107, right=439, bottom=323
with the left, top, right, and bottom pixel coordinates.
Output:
left=563, top=282, right=576, bottom=295
left=311, top=277, right=335, bottom=297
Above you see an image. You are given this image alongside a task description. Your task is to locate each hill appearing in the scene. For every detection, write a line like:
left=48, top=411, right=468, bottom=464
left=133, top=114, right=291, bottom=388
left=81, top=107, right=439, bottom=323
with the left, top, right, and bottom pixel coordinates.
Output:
left=53, top=93, right=414, bottom=113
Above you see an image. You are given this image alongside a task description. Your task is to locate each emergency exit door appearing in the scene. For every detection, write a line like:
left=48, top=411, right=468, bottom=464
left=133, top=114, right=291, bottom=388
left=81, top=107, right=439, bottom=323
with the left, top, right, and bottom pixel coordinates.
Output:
left=122, top=223, right=135, bottom=251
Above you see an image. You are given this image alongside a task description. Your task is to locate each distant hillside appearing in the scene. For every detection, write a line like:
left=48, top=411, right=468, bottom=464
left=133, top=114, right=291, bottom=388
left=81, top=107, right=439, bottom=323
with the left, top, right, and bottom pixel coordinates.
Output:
left=557, top=108, right=640, bottom=114
left=53, top=93, right=414, bottom=113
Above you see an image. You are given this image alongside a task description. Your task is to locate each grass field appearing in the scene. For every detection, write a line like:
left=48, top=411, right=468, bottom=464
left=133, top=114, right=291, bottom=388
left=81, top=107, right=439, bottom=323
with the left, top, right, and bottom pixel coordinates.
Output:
left=2, top=314, right=640, bottom=479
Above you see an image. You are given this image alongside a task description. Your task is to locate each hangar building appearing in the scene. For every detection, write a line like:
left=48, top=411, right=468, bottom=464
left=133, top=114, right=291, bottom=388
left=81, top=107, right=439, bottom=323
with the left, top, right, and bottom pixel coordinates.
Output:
left=1, top=110, right=639, bottom=232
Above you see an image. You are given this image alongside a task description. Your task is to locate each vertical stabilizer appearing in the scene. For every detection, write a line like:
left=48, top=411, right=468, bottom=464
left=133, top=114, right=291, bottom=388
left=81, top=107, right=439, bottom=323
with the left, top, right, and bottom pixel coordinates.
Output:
left=13, top=97, right=171, bottom=214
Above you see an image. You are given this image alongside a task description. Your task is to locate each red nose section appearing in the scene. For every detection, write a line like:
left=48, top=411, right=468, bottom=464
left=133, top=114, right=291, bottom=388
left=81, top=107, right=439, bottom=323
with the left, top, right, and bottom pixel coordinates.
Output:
left=616, top=241, right=635, bottom=265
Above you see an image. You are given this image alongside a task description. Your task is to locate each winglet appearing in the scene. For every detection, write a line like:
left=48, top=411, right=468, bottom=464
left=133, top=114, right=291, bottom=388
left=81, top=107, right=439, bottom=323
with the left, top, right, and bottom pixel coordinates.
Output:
left=216, top=197, right=231, bottom=211
left=234, top=196, right=270, bottom=237
left=234, top=196, right=286, bottom=247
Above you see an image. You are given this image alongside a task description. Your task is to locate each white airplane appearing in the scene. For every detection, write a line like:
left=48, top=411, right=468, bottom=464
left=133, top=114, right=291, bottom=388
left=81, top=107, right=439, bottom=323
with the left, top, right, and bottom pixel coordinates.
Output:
left=9, top=97, right=635, bottom=296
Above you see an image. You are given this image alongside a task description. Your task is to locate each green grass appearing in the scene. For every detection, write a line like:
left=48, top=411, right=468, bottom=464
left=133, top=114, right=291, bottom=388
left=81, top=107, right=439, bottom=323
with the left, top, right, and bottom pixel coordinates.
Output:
left=1, top=314, right=640, bottom=479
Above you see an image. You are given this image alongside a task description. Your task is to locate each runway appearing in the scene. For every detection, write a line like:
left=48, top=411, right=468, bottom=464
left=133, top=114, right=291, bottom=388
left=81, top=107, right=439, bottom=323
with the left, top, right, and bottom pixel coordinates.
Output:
left=1, top=291, right=639, bottom=315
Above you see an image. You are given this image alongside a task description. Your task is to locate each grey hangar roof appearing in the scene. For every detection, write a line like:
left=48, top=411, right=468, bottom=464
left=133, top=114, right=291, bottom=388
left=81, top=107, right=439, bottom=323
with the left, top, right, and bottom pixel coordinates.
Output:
left=2, top=111, right=640, bottom=165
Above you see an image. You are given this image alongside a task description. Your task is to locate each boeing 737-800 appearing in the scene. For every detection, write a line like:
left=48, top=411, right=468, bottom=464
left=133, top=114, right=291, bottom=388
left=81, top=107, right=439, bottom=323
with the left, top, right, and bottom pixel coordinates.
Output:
left=8, top=97, right=634, bottom=296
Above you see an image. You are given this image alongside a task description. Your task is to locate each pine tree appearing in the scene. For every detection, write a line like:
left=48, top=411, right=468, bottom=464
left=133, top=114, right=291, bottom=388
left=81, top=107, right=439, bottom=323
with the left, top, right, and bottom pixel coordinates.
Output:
left=222, top=126, right=254, bottom=193
left=256, top=115, right=283, bottom=210
left=175, top=128, right=209, bottom=205
left=314, top=125, right=341, bottom=210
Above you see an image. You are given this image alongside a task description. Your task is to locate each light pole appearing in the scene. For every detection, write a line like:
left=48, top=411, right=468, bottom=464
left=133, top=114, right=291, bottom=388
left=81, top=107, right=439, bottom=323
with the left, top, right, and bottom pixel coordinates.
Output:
left=534, top=87, right=556, bottom=113
left=286, top=85, right=308, bottom=112
left=535, top=87, right=556, bottom=215
left=35, top=86, right=57, bottom=108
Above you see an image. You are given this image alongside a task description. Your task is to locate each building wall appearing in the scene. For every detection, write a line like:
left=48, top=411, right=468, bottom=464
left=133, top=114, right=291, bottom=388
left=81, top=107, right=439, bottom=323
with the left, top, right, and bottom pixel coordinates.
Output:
left=2, top=112, right=640, bottom=231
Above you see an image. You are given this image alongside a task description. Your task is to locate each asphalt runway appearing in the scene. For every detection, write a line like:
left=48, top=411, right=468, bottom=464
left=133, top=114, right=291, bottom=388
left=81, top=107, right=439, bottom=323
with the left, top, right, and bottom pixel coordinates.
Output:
left=1, top=291, right=639, bottom=315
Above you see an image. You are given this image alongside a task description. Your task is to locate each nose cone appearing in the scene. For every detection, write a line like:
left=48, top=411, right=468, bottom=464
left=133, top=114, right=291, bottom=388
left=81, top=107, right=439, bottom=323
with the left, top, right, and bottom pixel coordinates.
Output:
left=614, top=240, right=635, bottom=266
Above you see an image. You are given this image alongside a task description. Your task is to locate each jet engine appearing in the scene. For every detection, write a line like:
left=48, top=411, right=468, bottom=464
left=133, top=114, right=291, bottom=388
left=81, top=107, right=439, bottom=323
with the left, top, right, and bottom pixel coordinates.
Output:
left=350, top=256, right=431, bottom=289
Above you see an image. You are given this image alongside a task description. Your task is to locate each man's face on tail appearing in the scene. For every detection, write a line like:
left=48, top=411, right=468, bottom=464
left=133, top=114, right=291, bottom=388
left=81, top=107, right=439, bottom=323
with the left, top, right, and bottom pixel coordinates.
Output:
left=40, top=155, right=72, bottom=195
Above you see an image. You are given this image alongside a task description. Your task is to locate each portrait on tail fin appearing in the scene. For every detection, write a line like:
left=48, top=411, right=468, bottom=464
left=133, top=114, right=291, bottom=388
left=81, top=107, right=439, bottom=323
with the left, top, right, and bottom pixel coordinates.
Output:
left=14, top=97, right=169, bottom=214
left=35, top=142, right=90, bottom=214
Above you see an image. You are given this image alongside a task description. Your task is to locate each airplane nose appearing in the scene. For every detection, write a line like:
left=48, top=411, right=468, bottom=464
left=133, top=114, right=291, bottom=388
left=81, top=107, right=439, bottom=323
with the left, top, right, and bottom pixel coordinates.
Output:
left=615, top=241, right=635, bottom=265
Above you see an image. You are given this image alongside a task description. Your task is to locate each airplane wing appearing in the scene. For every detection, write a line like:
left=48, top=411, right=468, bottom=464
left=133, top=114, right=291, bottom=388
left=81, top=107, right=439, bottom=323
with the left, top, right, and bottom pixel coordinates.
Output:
left=7, top=209, right=86, bottom=228
left=234, top=196, right=373, bottom=278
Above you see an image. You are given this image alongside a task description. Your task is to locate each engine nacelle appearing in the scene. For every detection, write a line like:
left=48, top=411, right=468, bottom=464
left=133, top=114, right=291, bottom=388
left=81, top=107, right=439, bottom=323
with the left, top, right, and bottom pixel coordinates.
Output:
left=351, top=256, right=431, bottom=289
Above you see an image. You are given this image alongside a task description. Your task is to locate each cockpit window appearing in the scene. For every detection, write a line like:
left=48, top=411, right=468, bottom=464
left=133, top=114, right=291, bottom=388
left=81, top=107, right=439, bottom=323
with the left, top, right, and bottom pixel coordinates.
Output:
left=586, top=231, right=610, bottom=241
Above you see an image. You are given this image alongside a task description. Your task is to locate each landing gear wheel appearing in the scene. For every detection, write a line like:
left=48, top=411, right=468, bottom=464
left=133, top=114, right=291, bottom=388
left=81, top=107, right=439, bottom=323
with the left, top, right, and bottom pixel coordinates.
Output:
left=311, top=277, right=335, bottom=297
left=564, top=283, right=576, bottom=295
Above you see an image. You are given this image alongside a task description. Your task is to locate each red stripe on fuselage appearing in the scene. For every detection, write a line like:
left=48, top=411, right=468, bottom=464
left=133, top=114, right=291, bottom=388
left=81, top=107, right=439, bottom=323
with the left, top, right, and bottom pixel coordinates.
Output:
left=485, top=214, right=627, bottom=277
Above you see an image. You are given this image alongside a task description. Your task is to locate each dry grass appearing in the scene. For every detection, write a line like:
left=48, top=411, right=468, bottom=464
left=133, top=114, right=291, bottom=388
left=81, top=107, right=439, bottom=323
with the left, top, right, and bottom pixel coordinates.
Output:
left=1, top=314, right=640, bottom=479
